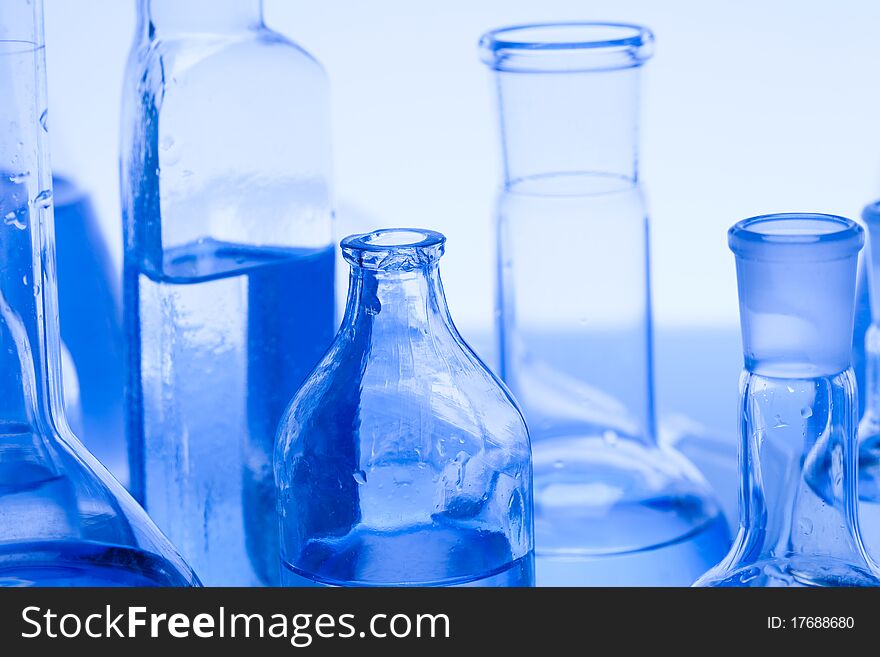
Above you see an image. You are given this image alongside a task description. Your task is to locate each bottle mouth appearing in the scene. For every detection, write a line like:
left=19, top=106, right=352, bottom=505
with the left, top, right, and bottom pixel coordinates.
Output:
left=341, top=228, right=446, bottom=271
left=729, top=212, right=864, bottom=262
left=479, top=22, right=654, bottom=73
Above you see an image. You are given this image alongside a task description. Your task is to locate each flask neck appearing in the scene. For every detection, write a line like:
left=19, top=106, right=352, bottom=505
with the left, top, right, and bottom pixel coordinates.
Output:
left=735, top=370, right=869, bottom=565
left=343, top=264, right=454, bottom=341
left=491, top=66, right=642, bottom=187
left=0, top=0, right=60, bottom=434
left=142, top=0, right=264, bottom=36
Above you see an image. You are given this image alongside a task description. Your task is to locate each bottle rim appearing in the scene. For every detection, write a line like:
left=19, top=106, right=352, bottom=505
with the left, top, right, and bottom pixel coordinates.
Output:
left=728, top=212, right=864, bottom=261
left=341, top=228, right=446, bottom=271
left=479, top=22, right=654, bottom=73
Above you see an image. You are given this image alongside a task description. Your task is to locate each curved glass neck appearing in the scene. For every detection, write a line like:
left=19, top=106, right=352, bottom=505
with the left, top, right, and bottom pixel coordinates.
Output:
left=0, top=0, right=60, bottom=435
left=141, top=0, right=264, bottom=37
left=343, top=263, right=453, bottom=338
left=734, top=370, right=868, bottom=566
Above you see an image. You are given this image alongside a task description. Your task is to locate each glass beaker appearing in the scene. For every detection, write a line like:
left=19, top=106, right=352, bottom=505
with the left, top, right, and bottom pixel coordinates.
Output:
left=0, top=0, right=198, bottom=587
left=276, top=229, right=534, bottom=587
left=696, top=213, right=880, bottom=587
left=121, top=0, right=336, bottom=585
left=480, top=22, right=728, bottom=585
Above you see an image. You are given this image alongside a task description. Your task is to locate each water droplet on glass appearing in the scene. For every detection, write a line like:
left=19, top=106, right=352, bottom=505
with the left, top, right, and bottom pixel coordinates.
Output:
left=799, top=517, right=813, bottom=535
left=800, top=407, right=813, bottom=419
left=602, top=430, right=618, bottom=445
left=786, top=385, right=795, bottom=393
left=352, top=470, right=367, bottom=485
left=8, top=171, right=29, bottom=184
left=4, top=212, right=26, bottom=230
left=160, top=135, right=175, bottom=151
left=39, top=109, right=48, bottom=132
left=772, top=415, right=788, bottom=428
left=21, top=275, right=27, bottom=285
left=33, top=284, right=40, bottom=296
left=33, top=189, right=52, bottom=208
left=454, top=451, right=469, bottom=489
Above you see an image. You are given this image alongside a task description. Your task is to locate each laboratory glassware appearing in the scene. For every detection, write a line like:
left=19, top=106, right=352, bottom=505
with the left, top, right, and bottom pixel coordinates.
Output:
left=696, top=213, right=880, bottom=587
left=121, top=0, right=336, bottom=586
left=0, top=0, right=198, bottom=587
left=480, top=22, right=728, bottom=585
left=856, top=201, right=880, bottom=560
left=276, top=229, right=534, bottom=587
left=54, top=175, right=127, bottom=484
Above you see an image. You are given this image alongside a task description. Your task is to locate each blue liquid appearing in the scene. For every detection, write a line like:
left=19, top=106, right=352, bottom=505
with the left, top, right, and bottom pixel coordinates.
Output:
left=282, top=524, right=534, bottom=587
left=127, top=240, right=335, bottom=586
left=0, top=541, right=195, bottom=587
left=53, top=176, right=127, bottom=483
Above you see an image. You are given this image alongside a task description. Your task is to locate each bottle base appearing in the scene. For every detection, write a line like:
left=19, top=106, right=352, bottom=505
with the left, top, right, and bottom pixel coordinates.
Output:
left=694, top=557, right=880, bottom=587
left=0, top=540, right=196, bottom=587
left=531, top=434, right=730, bottom=585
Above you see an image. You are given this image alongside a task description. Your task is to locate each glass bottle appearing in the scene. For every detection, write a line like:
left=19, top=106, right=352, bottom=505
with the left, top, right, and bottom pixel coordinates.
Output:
left=276, top=229, right=534, bottom=587
left=856, top=201, right=880, bottom=560
left=696, top=213, right=880, bottom=587
left=54, top=174, right=127, bottom=483
left=121, top=0, right=336, bottom=586
left=480, top=22, right=728, bottom=585
left=0, top=0, right=198, bottom=587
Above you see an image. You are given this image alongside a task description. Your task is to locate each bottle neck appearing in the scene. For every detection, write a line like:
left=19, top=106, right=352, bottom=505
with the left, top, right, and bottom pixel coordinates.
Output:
left=342, top=264, right=453, bottom=340
left=142, top=0, right=264, bottom=36
left=736, top=370, right=867, bottom=564
left=493, top=67, right=641, bottom=186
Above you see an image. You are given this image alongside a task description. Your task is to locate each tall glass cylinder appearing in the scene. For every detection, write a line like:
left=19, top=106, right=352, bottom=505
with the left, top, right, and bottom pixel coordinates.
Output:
left=0, top=0, right=197, bottom=586
left=697, top=213, right=879, bottom=587
left=480, top=22, right=727, bottom=585
left=121, top=0, right=336, bottom=585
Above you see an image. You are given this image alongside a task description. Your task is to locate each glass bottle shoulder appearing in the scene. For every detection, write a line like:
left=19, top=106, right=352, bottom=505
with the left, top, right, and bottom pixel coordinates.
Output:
left=128, top=27, right=327, bottom=103
left=275, top=329, right=531, bottom=464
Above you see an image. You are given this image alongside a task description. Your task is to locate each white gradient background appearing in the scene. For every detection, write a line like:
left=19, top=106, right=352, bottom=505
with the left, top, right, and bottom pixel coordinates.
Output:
left=43, top=0, right=880, bottom=449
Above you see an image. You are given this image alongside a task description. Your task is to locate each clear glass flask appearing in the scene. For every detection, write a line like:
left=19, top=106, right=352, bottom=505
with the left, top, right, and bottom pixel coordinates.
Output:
left=480, top=22, right=728, bottom=585
left=0, top=0, right=198, bottom=587
left=121, top=0, right=336, bottom=585
left=856, top=201, right=880, bottom=560
left=276, top=229, right=534, bottom=587
left=696, top=213, right=880, bottom=587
